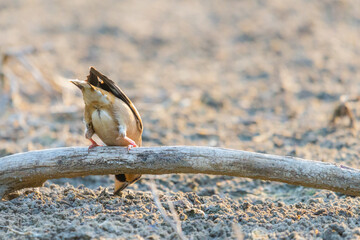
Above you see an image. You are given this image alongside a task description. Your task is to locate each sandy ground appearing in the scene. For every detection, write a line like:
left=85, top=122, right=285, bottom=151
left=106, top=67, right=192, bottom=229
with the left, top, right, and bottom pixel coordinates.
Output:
left=1, top=0, right=360, bottom=239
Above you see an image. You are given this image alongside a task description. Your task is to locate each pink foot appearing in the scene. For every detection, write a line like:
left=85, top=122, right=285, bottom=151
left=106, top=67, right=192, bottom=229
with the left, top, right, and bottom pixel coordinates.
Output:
left=127, top=145, right=133, bottom=152
left=88, top=138, right=101, bottom=150
left=124, top=137, right=137, bottom=153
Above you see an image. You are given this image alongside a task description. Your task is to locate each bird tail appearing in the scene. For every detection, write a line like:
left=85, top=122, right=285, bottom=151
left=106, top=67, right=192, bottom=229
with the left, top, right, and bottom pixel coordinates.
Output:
left=114, top=174, right=142, bottom=195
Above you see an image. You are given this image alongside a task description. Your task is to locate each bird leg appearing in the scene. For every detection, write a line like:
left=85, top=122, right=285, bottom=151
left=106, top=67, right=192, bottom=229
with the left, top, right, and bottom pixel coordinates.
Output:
left=117, top=126, right=138, bottom=152
left=85, top=123, right=101, bottom=150
left=88, top=138, right=101, bottom=150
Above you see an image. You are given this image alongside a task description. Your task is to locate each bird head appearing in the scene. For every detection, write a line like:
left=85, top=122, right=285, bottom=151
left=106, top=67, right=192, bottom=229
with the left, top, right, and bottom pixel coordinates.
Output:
left=70, top=79, right=109, bottom=106
left=70, top=79, right=92, bottom=91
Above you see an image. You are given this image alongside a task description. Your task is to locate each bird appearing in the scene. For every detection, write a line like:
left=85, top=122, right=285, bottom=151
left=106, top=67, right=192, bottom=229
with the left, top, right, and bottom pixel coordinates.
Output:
left=70, top=67, right=143, bottom=195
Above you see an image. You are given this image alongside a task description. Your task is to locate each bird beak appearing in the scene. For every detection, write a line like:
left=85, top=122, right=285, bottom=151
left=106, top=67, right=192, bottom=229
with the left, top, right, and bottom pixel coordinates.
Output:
left=70, top=79, right=85, bottom=90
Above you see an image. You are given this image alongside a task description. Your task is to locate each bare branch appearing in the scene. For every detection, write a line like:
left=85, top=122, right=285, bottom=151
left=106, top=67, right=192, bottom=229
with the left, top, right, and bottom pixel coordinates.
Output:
left=1, top=146, right=360, bottom=199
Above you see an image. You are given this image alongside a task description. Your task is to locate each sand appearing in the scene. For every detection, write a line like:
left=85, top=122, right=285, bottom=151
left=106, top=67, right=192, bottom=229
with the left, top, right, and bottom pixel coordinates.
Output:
left=1, top=0, right=360, bottom=239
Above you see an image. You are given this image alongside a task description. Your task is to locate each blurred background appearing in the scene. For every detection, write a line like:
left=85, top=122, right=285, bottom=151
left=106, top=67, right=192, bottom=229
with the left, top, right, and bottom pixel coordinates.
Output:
left=1, top=0, right=360, bottom=238
left=1, top=0, right=359, bottom=153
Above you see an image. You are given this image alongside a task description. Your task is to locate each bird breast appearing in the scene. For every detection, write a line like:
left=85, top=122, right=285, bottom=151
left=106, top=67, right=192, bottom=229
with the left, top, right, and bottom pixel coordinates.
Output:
left=91, top=108, right=120, bottom=146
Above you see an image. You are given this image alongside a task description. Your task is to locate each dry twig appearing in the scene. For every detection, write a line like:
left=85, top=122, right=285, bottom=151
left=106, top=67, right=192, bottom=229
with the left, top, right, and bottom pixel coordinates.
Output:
left=149, top=179, right=187, bottom=240
left=14, top=55, right=53, bottom=93
left=0, top=225, right=39, bottom=237
left=1, top=45, right=56, bottom=95
left=1, top=146, right=360, bottom=199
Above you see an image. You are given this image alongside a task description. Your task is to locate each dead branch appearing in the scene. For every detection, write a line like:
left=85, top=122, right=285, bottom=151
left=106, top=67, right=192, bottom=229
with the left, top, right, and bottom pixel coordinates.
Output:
left=1, top=146, right=360, bottom=199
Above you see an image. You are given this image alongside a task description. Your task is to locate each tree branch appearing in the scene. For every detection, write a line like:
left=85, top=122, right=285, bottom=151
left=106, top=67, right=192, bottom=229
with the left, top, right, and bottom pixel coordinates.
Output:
left=1, top=146, right=360, bottom=199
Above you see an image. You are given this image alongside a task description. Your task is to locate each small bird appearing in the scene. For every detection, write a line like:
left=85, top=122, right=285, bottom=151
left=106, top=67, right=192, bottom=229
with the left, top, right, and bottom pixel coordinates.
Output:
left=71, top=67, right=143, bottom=194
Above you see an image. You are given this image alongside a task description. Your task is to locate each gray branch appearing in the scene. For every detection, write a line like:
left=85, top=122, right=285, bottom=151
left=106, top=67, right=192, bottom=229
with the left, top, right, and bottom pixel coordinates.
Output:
left=1, top=146, right=360, bottom=199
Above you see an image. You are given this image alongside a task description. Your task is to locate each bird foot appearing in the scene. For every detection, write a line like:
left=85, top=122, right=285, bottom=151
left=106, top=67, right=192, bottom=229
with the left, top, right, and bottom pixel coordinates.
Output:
left=127, top=145, right=133, bottom=153
left=88, top=138, right=101, bottom=151
left=124, top=137, right=137, bottom=153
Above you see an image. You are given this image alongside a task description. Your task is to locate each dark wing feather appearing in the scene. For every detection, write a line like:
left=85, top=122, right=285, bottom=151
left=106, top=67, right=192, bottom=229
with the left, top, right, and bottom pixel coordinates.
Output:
left=87, top=67, right=143, bottom=131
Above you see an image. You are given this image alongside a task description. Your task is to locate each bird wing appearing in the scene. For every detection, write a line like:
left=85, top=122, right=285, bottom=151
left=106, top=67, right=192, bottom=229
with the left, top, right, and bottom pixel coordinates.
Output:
left=87, top=67, right=143, bottom=131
